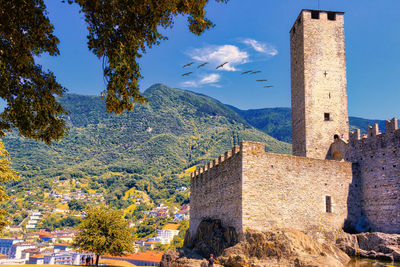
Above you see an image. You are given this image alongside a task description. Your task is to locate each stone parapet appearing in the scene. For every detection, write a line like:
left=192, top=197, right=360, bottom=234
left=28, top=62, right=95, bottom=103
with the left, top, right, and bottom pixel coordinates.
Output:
left=191, top=145, right=241, bottom=181
left=348, top=117, right=400, bottom=233
left=349, top=117, right=399, bottom=147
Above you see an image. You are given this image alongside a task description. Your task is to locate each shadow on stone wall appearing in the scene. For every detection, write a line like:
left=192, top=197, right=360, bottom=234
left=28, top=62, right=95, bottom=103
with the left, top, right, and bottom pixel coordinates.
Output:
left=343, top=163, right=362, bottom=233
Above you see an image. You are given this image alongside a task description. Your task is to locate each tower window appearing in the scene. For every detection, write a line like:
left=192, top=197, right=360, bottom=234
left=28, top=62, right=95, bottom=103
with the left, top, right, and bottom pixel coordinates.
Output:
left=297, top=17, right=302, bottom=25
left=326, top=196, right=332, bottom=213
left=324, top=113, right=330, bottom=121
left=292, top=27, right=296, bottom=34
left=311, top=11, right=320, bottom=19
left=327, top=12, right=336, bottom=21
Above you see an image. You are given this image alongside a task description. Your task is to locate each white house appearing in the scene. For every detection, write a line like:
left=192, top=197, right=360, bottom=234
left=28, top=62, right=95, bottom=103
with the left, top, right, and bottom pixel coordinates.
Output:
left=154, top=224, right=180, bottom=244
left=0, top=239, right=23, bottom=258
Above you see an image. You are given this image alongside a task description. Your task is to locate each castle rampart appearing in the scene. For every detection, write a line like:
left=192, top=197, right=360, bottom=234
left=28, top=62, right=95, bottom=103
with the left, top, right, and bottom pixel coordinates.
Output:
left=349, top=118, right=400, bottom=233
left=241, top=142, right=353, bottom=234
left=189, top=146, right=242, bottom=237
left=190, top=141, right=354, bottom=238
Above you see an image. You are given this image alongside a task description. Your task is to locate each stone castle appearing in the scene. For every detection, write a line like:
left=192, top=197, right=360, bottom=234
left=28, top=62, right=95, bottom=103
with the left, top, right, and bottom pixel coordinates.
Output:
left=189, top=9, right=400, bottom=240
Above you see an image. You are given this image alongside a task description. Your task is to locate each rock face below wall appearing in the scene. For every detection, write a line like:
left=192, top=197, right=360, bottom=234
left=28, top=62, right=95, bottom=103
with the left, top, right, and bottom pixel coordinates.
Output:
left=336, top=232, right=400, bottom=262
left=184, top=219, right=238, bottom=258
left=218, top=229, right=350, bottom=267
left=182, top=220, right=350, bottom=266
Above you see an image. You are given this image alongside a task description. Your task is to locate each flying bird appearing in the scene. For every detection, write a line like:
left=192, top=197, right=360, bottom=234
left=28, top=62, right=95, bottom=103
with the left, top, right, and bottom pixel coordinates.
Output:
left=216, top=62, right=228, bottom=69
left=256, top=79, right=268, bottom=82
left=250, top=71, right=261, bottom=74
left=182, top=72, right=193, bottom=76
left=241, top=70, right=252, bottom=75
left=264, top=85, right=274, bottom=88
left=183, top=62, right=194, bottom=68
left=197, top=62, right=208, bottom=68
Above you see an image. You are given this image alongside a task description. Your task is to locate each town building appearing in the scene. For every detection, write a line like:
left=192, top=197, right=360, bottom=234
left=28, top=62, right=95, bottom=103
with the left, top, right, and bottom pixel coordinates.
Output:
left=10, top=242, right=37, bottom=259
left=26, top=212, right=42, bottom=229
left=0, top=239, right=23, bottom=258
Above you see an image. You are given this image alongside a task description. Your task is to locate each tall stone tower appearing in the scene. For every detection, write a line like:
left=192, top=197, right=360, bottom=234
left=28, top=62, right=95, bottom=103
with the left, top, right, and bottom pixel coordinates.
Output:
left=290, top=9, right=349, bottom=159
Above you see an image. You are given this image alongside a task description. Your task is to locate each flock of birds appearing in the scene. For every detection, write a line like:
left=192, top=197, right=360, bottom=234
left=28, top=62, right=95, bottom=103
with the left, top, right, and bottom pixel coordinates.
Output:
left=181, top=61, right=274, bottom=88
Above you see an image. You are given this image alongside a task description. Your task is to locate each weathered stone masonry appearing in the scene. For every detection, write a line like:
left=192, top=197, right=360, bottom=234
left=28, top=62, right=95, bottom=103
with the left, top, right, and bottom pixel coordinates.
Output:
left=189, top=146, right=242, bottom=237
left=348, top=118, right=400, bottom=233
left=190, top=141, right=353, bottom=238
left=241, top=142, right=353, bottom=234
left=291, top=10, right=349, bottom=160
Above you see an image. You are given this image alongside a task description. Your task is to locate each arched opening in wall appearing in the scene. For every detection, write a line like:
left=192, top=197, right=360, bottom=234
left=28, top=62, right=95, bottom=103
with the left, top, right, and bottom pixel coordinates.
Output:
left=332, top=151, right=343, bottom=160
left=334, top=134, right=339, bottom=140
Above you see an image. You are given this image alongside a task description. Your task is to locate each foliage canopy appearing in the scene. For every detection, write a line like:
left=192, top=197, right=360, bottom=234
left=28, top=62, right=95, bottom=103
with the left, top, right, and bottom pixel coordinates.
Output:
left=0, top=140, right=20, bottom=231
left=73, top=205, right=134, bottom=267
left=0, top=0, right=228, bottom=143
left=0, top=0, right=66, bottom=144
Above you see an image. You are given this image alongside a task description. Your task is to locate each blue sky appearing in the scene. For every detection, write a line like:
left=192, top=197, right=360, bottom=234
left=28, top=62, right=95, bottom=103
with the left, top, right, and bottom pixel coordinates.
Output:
left=37, top=0, right=400, bottom=120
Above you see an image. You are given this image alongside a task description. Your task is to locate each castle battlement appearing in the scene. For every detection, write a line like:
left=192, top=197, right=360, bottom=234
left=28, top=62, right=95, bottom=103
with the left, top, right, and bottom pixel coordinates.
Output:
left=189, top=140, right=354, bottom=237
left=349, top=117, right=399, bottom=146
left=347, top=117, right=400, bottom=233
left=191, top=145, right=241, bottom=181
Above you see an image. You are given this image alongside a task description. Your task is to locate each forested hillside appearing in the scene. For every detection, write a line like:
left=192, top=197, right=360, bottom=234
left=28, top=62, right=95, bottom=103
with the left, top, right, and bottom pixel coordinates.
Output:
left=3, top=83, right=388, bottom=209
left=3, top=84, right=290, bottom=208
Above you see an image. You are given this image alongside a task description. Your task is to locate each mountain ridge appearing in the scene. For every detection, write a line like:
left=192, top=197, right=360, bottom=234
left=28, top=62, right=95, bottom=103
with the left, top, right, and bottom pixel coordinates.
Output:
left=3, top=84, right=290, bottom=201
left=3, top=83, right=391, bottom=207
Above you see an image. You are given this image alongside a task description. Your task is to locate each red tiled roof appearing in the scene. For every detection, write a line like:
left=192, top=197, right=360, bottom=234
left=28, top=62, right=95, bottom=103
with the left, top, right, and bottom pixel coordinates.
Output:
left=39, top=233, right=52, bottom=237
left=30, top=254, right=44, bottom=258
left=107, top=251, right=164, bottom=263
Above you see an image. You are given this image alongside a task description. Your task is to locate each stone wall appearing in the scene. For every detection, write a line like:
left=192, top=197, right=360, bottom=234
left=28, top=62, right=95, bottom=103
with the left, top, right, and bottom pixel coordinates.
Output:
left=241, top=141, right=353, bottom=234
left=189, top=146, right=243, bottom=237
left=291, top=10, right=349, bottom=159
left=290, top=10, right=306, bottom=157
left=349, top=118, right=400, bottom=233
left=190, top=141, right=355, bottom=238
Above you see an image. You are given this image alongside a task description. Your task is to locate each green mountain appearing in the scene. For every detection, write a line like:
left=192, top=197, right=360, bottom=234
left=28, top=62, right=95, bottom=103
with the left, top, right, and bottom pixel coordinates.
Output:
left=3, top=84, right=290, bottom=203
left=230, top=107, right=388, bottom=143
left=228, top=106, right=292, bottom=143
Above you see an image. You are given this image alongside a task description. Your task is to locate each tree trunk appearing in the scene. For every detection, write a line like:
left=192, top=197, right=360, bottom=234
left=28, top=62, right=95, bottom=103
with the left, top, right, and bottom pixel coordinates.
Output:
left=95, top=254, right=100, bottom=267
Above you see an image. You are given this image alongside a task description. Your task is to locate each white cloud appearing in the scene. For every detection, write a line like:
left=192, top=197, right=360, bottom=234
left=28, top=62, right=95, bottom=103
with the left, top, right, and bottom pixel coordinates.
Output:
left=188, top=45, right=249, bottom=71
left=180, top=73, right=221, bottom=88
left=242, top=39, right=278, bottom=56
left=180, top=80, right=198, bottom=88
left=200, top=73, right=221, bottom=84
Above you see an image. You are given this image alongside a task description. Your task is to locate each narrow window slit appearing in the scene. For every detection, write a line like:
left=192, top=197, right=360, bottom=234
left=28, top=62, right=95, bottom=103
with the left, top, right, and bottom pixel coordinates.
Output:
left=326, top=196, right=332, bottom=213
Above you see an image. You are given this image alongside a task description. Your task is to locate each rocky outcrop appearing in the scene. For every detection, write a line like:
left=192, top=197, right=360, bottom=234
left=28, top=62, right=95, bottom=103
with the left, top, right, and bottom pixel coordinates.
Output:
left=159, top=250, right=179, bottom=267
left=218, top=228, right=350, bottom=267
left=336, top=232, right=400, bottom=262
left=179, top=219, right=399, bottom=266
left=159, top=249, right=224, bottom=267
left=182, top=219, right=350, bottom=266
left=184, top=219, right=238, bottom=258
